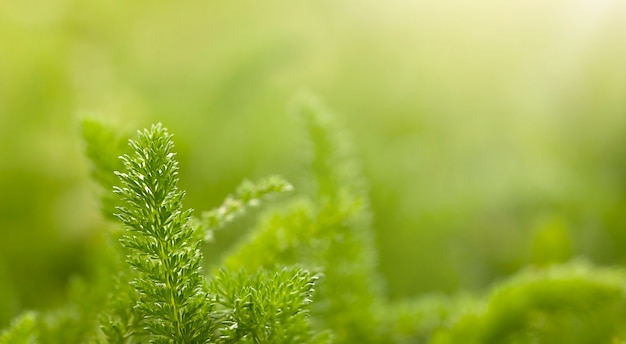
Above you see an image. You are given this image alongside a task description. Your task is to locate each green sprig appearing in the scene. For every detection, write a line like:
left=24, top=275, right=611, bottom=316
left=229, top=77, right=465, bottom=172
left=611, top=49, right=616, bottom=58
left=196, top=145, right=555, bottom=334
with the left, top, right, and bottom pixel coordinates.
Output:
left=113, top=123, right=214, bottom=343
left=209, top=267, right=328, bottom=344
left=199, top=176, right=293, bottom=241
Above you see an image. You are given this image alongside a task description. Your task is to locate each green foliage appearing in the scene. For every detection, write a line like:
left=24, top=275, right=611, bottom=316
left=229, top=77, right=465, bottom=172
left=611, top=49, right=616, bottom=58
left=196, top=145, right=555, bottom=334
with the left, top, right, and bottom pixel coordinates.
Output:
left=99, top=258, right=147, bottom=344
left=0, top=312, right=37, bottom=344
left=0, top=258, right=115, bottom=344
left=5, top=100, right=626, bottom=343
left=380, top=295, right=478, bottom=344
left=432, top=262, right=626, bottom=344
left=197, top=175, right=293, bottom=240
left=4, top=3, right=626, bottom=337
left=225, top=98, right=382, bottom=343
left=113, top=124, right=215, bottom=343
left=93, top=120, right=322, bottom=343
left=81, top=118, right=131, bottom=220
left=209, top=267, right=327, bottom=344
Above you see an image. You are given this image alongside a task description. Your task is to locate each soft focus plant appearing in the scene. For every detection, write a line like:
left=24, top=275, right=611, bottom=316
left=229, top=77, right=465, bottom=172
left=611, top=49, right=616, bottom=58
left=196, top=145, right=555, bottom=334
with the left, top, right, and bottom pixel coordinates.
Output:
left=3, top=100, right=626, bottom=344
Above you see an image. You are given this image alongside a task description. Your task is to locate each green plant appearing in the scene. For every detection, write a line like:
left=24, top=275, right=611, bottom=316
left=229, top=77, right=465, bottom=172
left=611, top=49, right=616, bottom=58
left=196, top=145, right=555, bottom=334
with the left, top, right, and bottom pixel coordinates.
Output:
left=1, top=112, right=321, bottom=343
left=109, top=123, right=215, bottom=343
left=223, top=98, right=384, bottom=343
left=4, top=100, right=626, bottom=344
left=431, top=262, right=626, bottom=344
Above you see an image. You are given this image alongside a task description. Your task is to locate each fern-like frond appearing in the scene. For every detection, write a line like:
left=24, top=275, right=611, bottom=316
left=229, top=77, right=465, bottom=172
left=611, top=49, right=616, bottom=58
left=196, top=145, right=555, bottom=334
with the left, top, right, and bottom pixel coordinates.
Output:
left=113, top=123, right=214, bottom=343
left=81, top=118, right=130, bottom=219
left=297, top=95, right=364, bottom=200
left=225, top=98, right=383, bottom=343
left=198, top=175, right=293, bottom=241
left=99, top=266, right=146, bottom=344
left=209, top=267, right=329, bottom=344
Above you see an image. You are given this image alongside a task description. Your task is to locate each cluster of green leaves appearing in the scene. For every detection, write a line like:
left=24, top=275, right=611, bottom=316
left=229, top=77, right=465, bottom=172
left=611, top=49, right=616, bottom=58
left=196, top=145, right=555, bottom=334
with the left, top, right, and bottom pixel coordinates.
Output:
left=4, top=100, right=626, bottom=343
left=209, top=267, right=325, bottom=343
left=224, top=98, right=383, bottom=343
left=0, top=114, right=319, bottom=343
left=97, top=122, right=320, bottom=344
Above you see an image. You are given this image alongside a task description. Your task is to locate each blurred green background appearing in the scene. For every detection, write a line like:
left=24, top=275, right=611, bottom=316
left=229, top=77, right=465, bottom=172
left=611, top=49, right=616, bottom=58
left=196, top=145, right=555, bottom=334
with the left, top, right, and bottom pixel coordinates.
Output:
left=1, top=0, right=626, bottom=328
